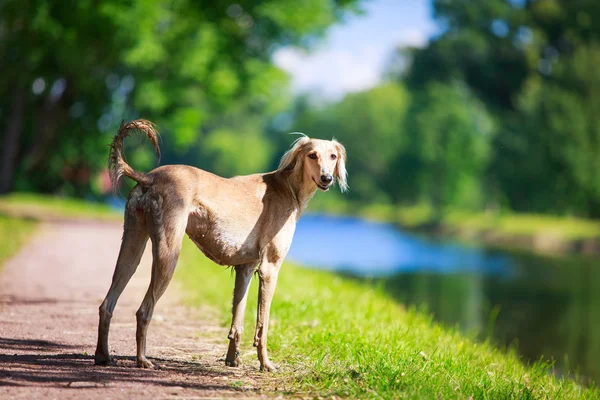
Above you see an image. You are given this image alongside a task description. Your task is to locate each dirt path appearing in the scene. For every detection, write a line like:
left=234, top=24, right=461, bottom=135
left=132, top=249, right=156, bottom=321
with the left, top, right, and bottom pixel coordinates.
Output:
left=0, top=220, right=274, bottom=399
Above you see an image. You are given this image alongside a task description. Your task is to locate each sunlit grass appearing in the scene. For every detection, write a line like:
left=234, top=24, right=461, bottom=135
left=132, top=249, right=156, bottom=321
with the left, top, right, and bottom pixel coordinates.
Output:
left=0, top=193, right=121, bottom=221
left=176, top=239, right=597, bottom=399
left=0, top=214, right=37, bottom=266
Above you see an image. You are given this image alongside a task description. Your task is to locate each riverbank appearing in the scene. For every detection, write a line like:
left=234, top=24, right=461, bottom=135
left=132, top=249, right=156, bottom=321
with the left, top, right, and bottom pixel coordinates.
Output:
left=0, top=194, right=597, bottom=398
left=309, top=197, right=600, bottom=256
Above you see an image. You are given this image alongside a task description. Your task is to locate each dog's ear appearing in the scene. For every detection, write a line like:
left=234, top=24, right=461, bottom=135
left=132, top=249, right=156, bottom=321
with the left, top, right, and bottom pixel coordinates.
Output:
left=279, top=135, right=310, bottom=172
left=333, top=139, right=348, bottom=192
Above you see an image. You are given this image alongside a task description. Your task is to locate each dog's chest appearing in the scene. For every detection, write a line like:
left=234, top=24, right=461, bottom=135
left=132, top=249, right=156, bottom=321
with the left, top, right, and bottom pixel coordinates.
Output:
left=185, top=208, right=262, bottom=266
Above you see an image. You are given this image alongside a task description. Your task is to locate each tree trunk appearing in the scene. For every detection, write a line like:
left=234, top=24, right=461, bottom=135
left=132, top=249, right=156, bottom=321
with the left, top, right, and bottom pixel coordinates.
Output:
left=0, top=88, right=26, bottom=194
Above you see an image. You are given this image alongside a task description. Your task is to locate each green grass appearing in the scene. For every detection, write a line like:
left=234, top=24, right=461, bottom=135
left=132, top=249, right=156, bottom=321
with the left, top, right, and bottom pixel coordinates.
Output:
left=0, top=193, right=121, bottom=221
left=176, top=239, right=597, bottom=399
left=0, top=214, right=37, bottom=266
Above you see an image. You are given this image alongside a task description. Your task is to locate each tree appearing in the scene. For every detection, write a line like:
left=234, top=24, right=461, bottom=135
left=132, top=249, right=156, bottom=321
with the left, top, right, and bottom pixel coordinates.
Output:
left=503, top=44, right=600, bottom=216
left=404, top=81, right=494, bottom=215
left=0, top=0, right=360, bottom=195
left=398, top=0, right=600, bottom=217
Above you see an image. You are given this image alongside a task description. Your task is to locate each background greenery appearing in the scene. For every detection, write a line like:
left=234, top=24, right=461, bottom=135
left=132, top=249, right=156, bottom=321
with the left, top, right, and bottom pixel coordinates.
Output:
left=2, top=0, right=599, bottom=222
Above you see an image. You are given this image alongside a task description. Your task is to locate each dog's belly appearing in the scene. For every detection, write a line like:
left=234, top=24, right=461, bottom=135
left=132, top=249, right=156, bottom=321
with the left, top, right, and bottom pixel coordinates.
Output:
left=185, top=210, right=261, bottom=266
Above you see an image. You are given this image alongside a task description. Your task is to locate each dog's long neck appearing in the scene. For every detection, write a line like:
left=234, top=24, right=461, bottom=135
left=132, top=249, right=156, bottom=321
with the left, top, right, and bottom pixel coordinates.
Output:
left=280, top=169, right=317, bottom=218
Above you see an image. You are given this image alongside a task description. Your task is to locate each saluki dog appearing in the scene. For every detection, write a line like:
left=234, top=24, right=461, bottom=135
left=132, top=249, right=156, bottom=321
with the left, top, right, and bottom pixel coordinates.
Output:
left=94, top=119, right=347, bottom=372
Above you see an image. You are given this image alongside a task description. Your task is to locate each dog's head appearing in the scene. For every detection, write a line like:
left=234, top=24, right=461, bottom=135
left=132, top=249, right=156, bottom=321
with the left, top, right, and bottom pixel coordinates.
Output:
left=278, top=135, right=348, bottom=192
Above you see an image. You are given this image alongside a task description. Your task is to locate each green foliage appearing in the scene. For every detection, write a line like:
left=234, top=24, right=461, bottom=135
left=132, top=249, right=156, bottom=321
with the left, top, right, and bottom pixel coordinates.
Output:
left=176, top=240, right=597, bottom=399
left=400, top=0, right=600, bottom=217
left=204, top=129, right=274, bottom=177
left=3, top=0, right=600, bottom=219
left=508, top=44, right=600, bottom=214
left=404, top=81, right=494, bottom=213
left=0, top=0, right=358, bottom=195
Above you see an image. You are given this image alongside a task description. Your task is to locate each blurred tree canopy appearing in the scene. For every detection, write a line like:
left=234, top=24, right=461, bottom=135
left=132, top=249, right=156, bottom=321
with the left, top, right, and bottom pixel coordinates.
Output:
left=284, top=0, right=600, bottom=219
left=403, top=81, right=493, bottom=214
left=0, top=0, right=359, bottom=195
left=402, top=0, right=600, bottom=217
left=2, top=0, right=599, bottom=220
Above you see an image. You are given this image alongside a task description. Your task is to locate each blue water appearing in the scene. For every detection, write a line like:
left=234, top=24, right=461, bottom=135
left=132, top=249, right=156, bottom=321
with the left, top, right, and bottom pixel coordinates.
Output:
left=288, top=213, right=510, bottom=277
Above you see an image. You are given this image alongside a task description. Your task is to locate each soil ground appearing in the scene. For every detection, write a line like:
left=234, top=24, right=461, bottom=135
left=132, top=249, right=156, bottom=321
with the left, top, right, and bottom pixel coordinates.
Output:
left=0, top=219, right=278, bottom=399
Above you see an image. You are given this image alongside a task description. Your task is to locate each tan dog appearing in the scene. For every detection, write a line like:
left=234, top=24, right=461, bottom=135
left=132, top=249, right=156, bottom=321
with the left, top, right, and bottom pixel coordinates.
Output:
left=94, top=119, right=347, bottom=371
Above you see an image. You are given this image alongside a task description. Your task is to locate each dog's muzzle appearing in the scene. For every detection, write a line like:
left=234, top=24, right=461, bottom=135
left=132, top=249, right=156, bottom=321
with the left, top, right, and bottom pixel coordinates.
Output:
left=315, top=174, right=333, bottom=191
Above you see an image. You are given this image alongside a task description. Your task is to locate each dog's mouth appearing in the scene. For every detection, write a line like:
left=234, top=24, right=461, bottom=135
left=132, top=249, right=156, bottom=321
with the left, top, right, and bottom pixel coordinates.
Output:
left=313, top=178, right=331, bottom=191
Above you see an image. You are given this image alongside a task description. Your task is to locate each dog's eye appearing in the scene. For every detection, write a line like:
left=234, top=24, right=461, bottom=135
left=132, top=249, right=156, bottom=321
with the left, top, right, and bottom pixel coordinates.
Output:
left=330, top=154, right=337, bottom=160
left=308, top=153, right=317, bottom=160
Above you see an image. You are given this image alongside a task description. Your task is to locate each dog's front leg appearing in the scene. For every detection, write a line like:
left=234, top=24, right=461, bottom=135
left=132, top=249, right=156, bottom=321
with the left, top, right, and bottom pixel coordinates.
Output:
left=253, top=261, right=281, bottom=372
left=226, top=263, right=256, bottom=367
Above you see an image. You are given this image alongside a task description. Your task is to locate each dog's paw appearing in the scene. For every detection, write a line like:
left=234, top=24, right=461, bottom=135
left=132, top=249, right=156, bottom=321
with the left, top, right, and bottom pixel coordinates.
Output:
left=225, top=358, right=241, bottom=367
left=225, top=349, right=241, bottom=367
left=94, top=352, right=113, bottom=366
left=136, top=357, right=156, bottom=369
left=260, top=360, right=277, bottom=372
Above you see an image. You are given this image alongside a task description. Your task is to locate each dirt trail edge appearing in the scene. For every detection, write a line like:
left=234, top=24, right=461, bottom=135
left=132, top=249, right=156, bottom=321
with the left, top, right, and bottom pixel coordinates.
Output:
left=0, top=220, right=273, bottom=399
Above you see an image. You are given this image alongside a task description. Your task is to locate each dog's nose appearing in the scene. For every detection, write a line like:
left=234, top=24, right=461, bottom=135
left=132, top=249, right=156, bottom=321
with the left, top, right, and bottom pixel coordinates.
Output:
left=320, top=174, right=333, bottom=184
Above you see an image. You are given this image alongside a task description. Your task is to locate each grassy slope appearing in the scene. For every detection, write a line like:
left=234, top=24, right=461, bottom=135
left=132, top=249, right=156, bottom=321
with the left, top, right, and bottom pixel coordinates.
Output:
left=0, top=214, right=37, bottom=266
left=177, top=239, right=597, bottom=399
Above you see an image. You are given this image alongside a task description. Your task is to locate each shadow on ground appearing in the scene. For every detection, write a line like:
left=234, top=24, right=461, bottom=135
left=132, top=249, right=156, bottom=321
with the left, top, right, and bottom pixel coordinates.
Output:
left=0, top=337, right=242, bottom=392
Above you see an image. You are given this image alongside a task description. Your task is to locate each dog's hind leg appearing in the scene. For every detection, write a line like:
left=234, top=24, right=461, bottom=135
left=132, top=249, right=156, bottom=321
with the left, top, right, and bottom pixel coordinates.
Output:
left=225, top=263, right=257, bottom=367
left=95, top=207, right=148, bottom=365
left=135, top=203, right=186, bottom=369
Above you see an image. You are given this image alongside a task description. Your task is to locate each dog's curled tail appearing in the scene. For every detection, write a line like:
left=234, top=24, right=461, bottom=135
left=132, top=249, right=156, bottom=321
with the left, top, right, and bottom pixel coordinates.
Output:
left=108, top=119, right=161, bottom=193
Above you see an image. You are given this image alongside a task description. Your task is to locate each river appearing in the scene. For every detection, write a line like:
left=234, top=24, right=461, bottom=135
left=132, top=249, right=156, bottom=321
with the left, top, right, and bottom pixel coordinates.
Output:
left=288, top=213, right=600, bottom=384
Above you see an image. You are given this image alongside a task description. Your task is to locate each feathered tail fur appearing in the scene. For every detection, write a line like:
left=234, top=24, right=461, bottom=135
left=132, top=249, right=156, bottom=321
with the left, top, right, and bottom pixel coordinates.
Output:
left=108, top=119, right=161, bottom=193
